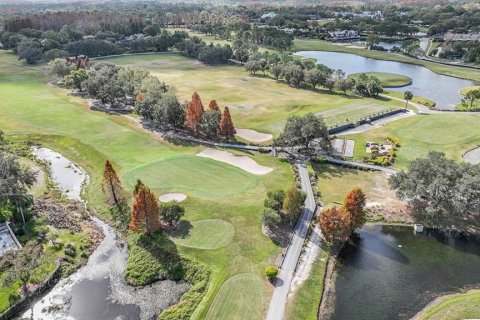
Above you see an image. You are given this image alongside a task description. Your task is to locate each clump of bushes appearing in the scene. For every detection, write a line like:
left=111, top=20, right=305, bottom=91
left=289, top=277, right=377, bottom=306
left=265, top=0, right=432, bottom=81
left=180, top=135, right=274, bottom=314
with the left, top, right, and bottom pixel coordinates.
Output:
left=262, top=186, right=306, bottom=229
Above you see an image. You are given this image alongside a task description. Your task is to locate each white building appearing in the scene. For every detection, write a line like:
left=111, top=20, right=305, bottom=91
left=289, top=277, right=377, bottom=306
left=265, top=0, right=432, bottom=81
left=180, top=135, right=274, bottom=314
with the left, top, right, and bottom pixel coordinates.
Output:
left=260, top=12, right=277, bottom=20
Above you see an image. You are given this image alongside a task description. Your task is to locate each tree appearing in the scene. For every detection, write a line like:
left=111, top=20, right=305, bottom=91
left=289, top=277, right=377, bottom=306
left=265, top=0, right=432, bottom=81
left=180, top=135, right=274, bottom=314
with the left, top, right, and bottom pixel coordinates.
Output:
left=245, top=59, right=262, bottom=75
left=319, top=207, right=351, bottom=245
left=152, top=94, right=185, bottom=129
left=129, top=180, right=161, bottom=235
left=135, top=75, right=169, bottom=119
left=389, top=151, right=480, bottom=233
left=219, top=107, right=236, bottom=138
left=404, top=91, right=413, bottom=108
left=201, top=110, right=221, bottom=139
left=17, top=40, right=43, bottom=64
left=462, top=89, right=480, bottom=110
left=265, top=265, right=278, bottom=280
left=276, top=113, right=329, bottom=150
left=343, top=188, right=366, bottom=232
left=305, top=68, right=326, bottom=89
left=64, top=69, right=88, bottom=91
left=159, top=201, right=185, bottom=227
left=4, top=242, right=43, bottom=297
left=185, top=92, right=205, bottom=134
left=102, top=160, right=124, bottom=209
left=43, top=49, right=68, bottom=62
left=262, top=207, right=282, bottom=229
left=269, top=64, right=283, bottom=80
left=283, top=64, right=304, bottom=87
left=335, top=75, right=355, bottom=94
left=366, top=34, right=381, bottom=49
left=264, top=189, right=286, bottom=212
left=282, top=186, right=305, bottom=225
left=143, top=25, right=159, bottom=36
left=208, top=100, right=220, bottom=111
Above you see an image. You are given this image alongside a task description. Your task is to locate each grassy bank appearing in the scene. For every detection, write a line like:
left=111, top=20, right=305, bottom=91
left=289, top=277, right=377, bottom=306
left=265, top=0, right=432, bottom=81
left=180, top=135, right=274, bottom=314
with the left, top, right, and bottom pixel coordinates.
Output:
left=415, top=290, right=480, bottom=320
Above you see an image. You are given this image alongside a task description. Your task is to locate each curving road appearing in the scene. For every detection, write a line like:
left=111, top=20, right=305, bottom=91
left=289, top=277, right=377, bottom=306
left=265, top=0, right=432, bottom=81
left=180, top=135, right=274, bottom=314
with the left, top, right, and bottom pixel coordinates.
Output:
left=266, top=162, right=317, bottom=320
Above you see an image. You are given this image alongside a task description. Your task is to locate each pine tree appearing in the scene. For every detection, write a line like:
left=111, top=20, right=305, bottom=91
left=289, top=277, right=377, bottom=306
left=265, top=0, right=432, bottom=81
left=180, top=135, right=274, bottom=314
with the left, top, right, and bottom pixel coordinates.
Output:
left=185, top=92, right=204, bottom=134
left=219, top=106, right=236, bottom=137
left=129, top=181, right=161, bottom=234
left=102, top=160, right=124, bottom=208
left=343, top=188, right=366, bottom=232
left=208, top=100, right=220, bottom=111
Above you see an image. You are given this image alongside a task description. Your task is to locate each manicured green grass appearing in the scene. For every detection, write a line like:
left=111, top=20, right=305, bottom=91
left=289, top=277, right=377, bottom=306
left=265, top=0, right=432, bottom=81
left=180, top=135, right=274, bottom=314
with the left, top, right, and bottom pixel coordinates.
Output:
left=124, top=155, right=259, bottom=199
left=100, top=53, right=403, bottom=135
left=285, top=249, right=329, bottom=320
left=170, top=219, right=235, bottom=250
left=0, top=50, right=293, bottom=319
left=344, top=114, right=480, bottom=169
left=416, top=290, right=480, bottom=320
left=349, top=72, right=412, bottom=88
left=293, top=39, right=480, bottom=83
left=205, top=273, right=268, bottom=320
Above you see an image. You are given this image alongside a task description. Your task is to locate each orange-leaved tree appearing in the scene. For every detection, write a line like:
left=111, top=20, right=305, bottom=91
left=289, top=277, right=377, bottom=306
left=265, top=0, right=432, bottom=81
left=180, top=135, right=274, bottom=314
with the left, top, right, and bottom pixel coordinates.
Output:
left=319, top=206, right=351, bottom=245
left=102, top=160, right=124, bottom=209
left=185, top=92, right=204, bottom=134
left=129, top=180, right=161, bottom=235
left=219, top=106, right=236, bottom=137
left=208, top=100, right=220, bottom=111
left=343, top=187, right=366, bottom=232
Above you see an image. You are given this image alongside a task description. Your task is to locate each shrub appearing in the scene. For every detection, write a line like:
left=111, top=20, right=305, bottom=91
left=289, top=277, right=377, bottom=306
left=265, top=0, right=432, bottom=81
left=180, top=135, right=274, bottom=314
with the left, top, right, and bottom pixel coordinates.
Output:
left=265, top=265, right=278, bottom=280
left=64, top=243, right=77, bottom=257
left=262, top=208, right=281, bottom=229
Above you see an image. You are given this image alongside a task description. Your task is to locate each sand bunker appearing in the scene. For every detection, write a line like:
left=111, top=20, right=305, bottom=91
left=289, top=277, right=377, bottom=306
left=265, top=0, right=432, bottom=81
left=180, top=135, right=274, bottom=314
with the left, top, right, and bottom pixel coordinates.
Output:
left=159, top=193, right=187, bottom=202
left=196, top=149, right=273, bottom=175
left=464, top=147, right=480, bottom=165
left=235, top=129, right=273, bottom=143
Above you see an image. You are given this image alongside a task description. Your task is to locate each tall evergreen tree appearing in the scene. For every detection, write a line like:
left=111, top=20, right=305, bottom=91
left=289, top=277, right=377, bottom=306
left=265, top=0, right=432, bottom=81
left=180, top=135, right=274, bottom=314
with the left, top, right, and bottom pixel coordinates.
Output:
left=208, top=99, right=220, bottom=111
left=102, top=160, right=124, bottom=209
left=219, top=106, right=236, bottom=137
left=129, top=181, right=161, bottom=235
left=185, top=92, right=204, bottom=134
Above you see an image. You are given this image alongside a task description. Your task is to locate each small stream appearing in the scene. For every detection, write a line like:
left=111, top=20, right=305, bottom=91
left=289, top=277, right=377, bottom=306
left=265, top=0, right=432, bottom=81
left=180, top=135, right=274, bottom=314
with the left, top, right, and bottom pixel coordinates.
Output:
left=23, top=147, right=190, bottom=320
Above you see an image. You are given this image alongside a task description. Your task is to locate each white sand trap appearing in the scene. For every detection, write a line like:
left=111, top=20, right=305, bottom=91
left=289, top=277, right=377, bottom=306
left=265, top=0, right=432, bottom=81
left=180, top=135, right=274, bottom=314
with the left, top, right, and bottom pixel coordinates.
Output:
left=159, top=193, right=187, bottom=202
left=464, top=147, right=480, bottom=165
left=235, top=129, right=273, bottom=143
left=196, top=149, right=273, bottom=175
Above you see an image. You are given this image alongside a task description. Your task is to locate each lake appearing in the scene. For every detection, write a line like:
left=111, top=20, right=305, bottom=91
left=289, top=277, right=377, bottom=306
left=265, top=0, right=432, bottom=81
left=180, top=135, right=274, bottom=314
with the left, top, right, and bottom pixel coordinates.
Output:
left=295, top=51, right=475, bottom=109
left=331, top=225, right=480, bottom=320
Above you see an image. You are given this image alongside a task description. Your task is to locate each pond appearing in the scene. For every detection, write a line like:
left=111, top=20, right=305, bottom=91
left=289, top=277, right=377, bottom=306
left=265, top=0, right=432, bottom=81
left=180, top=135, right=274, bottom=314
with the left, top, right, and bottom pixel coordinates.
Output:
left=23, top=148, right=190, bottom=320
left=295, top=51, right=475, bottom=109
left=331, top=224, right=480, bottom=320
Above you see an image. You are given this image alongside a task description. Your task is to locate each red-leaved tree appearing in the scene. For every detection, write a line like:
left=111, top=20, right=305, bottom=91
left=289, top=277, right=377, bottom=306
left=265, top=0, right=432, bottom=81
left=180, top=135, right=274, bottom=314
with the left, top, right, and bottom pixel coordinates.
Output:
left=185, top=92, right=204, bottom=134
left=208, top=100, right=220, bottom=111
left=129, top=180, right=161, bottom=235
left=319, top=207, right=351, bottom=245
left=343, top=188, right=366, bottom=232
left=219, top=106, right=236, bottom=137
left=102, top=160, right=124, bottom=209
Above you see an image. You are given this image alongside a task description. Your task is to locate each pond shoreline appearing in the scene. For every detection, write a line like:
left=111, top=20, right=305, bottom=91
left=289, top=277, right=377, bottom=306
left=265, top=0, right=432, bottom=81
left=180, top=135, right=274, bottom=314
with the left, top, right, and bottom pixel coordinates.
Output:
left=317, top=223, right=480, bottom=320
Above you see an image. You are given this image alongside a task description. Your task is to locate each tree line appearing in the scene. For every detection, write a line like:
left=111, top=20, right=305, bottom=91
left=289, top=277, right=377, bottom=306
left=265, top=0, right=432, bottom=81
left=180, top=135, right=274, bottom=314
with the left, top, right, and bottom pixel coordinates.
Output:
left=244, top=51, right=383, bottom=97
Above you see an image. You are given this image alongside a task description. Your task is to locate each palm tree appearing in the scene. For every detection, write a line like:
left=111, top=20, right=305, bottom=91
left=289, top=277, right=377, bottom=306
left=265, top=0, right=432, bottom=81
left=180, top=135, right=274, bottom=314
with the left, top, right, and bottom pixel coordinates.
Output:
left=404, top=91, right=413, bottom=108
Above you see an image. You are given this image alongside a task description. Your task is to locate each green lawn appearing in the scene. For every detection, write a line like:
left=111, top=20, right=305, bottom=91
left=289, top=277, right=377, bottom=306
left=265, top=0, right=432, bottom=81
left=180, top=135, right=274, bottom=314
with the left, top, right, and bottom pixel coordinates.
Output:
left=416, top=290, right=480, bottom=320
left=383, top=90, right=436, bottom=108
left=349, top=72, right=412, bottom=88
left=99, top=53, right=404, bottom=135
left=285, top=249, right=329, bottom=320
left=170, top=219, right=235, bottom=250
left=344, top=113, right=480, bottom=169
left=0, top=50, right=293, bottom=319
left=205, top=273, right=268, bottom=320
left=293, top=39, right=480, bottom=83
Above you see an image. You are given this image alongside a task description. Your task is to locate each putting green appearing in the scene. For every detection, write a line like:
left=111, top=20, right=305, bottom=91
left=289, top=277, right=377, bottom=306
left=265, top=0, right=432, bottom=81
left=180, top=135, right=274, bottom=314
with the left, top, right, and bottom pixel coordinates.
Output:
left=170, top=219, right=235, bottom=249
left=205, top=273, right=267, bottom=320
left=124, top=155, right=258, bottom=199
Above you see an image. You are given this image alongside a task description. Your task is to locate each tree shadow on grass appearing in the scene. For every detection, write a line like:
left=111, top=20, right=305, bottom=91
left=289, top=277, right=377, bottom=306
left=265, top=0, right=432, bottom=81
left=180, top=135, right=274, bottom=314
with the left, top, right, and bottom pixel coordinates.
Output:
left=167, top=220, right=193, bottom=240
